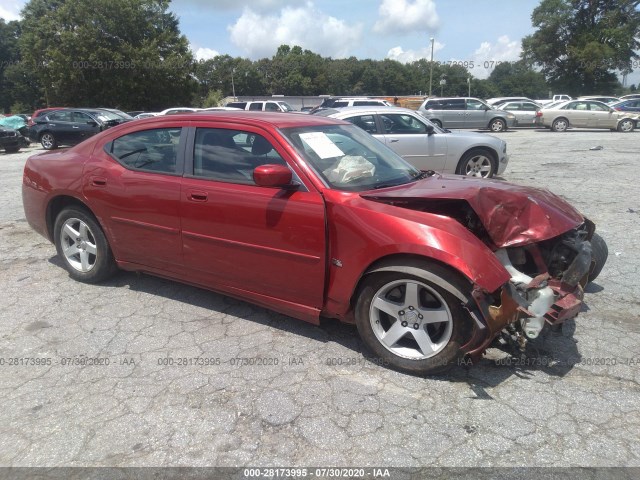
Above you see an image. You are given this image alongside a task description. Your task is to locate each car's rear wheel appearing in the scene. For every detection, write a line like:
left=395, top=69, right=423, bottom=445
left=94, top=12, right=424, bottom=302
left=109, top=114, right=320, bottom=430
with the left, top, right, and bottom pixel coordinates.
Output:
left=40, top=132, right=57, bottom=150
left=551, top=118, right=568, bottom=132
left=617, top=119, right=635, bottom=133
left=588, top=233, right=608, bottom=282
left=457, top=149, right=496, bottom=178
left=54, top=207, right=117, bottom=283
left=489, top=118, right=506, bottom=132
left=355, top=266, right=472, bottom=375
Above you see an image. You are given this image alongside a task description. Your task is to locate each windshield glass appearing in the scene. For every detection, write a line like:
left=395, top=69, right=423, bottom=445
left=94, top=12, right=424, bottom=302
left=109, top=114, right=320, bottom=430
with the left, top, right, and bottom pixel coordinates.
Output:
left=86, top=110, right=123, bottom=122
left=278, top=102, right=295, bottom=112
left=280, top=124, right=421, bottom=191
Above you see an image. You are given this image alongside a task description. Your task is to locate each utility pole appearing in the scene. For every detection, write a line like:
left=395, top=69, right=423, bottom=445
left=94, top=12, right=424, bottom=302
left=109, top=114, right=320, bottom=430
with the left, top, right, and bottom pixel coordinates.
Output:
left=428, top=37, right=434, bottom=98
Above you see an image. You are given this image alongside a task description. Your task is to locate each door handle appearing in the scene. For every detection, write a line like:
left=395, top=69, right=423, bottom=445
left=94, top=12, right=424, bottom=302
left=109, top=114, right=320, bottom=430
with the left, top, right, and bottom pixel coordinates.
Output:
left=90, top=176, right=107, bottom=187
left=72, top=126, right=79, bottom=129
left=389, top=139, right=399, bottom=143
left=188, top=191, right=208, bottom=202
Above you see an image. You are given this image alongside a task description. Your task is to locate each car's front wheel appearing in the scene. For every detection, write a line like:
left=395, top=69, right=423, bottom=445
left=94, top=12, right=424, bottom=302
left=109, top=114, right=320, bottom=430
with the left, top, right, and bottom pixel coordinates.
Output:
left=54, top=207, right=117, bottom=283
left=4, top=146, right=20, bottom=153
left=617, top=119, right=635, bottom=133
left=588, top=233, right=608, bottom=282
left=489, top=118, right=506, bottom=132
left=355, top=266, right=472, bottom=375
left=40, top=132, right=58, bottom=150
left=456, top=149, right=496, bottom=178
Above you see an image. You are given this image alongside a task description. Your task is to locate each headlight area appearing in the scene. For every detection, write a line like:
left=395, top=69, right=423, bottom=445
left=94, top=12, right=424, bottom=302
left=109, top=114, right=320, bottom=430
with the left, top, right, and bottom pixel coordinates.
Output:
left=462, top=223, right=595, bottom=362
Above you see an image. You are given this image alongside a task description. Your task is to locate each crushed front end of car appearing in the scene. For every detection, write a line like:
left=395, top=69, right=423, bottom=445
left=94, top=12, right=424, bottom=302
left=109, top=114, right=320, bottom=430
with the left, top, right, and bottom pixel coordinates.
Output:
left=363, top=174, right=607, bottom=362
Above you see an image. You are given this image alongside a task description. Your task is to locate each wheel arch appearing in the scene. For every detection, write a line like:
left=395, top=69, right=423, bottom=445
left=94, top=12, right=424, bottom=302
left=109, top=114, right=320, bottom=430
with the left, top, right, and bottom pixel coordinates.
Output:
left=46, top=195, right=96, bottom=242
left=350, top=254, right=476, bottom=313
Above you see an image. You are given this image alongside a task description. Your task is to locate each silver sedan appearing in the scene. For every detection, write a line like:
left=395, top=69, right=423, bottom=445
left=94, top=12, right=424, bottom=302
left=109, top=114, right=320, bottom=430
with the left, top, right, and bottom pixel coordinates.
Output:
left=316, top=106, right=509, bottom=178
left=539, top=100, right=639, bottom=132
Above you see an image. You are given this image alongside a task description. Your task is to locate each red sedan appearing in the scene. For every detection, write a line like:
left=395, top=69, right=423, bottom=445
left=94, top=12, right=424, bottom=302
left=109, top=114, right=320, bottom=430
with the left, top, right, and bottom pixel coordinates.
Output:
left=22, top=112, right=607, bottom=375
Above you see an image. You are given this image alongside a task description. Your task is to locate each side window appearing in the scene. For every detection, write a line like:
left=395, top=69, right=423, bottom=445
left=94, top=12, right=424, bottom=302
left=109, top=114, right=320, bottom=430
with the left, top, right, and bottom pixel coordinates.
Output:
left=333, top=101, right=348, bottom=107
left=425, top=100, right=442, bottom=109
left=193, top=128, right=286, bottom=185
left=466, top=99, right=486, bottom=110
left=264, top=102, right=280, bottom=112
left=588, top=102, right=607, bottom=111
left=443, top=99, right=465, bottom=110
left=248, top=103, right=263, bottom=111
left=72, top=112, right=92, bottom=123
left=346, top=115, right=378, bottom=134
left=109, top=128, right=181, bottom=174
left=522, top=102, right=538, bottom=111
left=380, top=114, right=427, bottom=134
left=49, top=111, right=72, bottom=122
left=502, top=103, right=519, bottom=111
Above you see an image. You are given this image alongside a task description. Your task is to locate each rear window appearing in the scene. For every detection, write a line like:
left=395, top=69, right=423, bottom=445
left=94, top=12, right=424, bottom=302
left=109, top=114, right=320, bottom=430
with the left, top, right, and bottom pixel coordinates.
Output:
left=108, top=128, right=182, bottom=174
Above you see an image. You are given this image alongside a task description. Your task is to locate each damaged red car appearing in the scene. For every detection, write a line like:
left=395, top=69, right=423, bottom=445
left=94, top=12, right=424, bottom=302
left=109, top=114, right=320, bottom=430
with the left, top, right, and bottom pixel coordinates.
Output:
left=22, top=112, right=607, bottom=375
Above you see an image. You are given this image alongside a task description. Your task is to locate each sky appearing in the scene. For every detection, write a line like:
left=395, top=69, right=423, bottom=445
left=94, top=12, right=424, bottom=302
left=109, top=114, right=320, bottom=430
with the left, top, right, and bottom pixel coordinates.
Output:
left=1, top=0, right=638, bottom=85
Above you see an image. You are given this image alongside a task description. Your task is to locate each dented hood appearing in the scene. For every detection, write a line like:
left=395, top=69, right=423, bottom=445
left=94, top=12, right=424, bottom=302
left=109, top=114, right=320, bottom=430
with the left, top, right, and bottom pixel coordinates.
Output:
left=362, top=174, right=584, bottom=248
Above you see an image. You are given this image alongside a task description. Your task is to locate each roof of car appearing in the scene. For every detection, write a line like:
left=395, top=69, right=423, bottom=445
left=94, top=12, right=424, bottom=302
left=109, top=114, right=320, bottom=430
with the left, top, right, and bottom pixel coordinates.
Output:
left=119, top=111, right=350, bottom=130
left=316, top=106, right=414, bottom=116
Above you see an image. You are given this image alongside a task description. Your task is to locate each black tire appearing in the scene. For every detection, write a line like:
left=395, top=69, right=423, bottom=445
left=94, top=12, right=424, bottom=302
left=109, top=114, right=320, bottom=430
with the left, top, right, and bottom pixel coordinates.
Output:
left=4, top=146, right=20, bottom=153
left=456, top=148, right=496, bottom=178
left=430, top=119, right=442, bottom=128
left=551, top=118, right=568, bottom=132
left=53, top=207, right=117, bottom=283
left=354, top=264, right=473, bottom=375
left=40, top=132, right=58, bottom=150
left=488, top=118, right=506, bottom=132
left=588, top=233, right=608, bottom=282
left=617, top=119, right=635, bottom=133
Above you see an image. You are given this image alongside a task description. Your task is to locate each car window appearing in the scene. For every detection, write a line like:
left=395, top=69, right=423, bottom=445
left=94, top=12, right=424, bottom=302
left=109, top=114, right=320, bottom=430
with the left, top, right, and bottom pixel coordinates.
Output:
left=333, top=101, right=348, bottom=107
left=424, top=100, right=442, bottom=109
left=466, top=99, right=486, bottom=110
left=565, top=102, right=588, bottom=110
left=277, top=102, right=295, bottom=112
left=265, top=102, right=280, bottom=112
left=522, top=102, right=539, bottom=110
left=48, top=111, right=72, bottom=122
left=193, top=128, right=286, bottom=185
left=109, top=128, right=181, bottom=174
left=345, top=115, right=378, bottom=134
left=248, top=103, right=263, bottom=111
left=588, top=102, right=608, bottom=112
left=442, top=99, right=466, bottom=110
left=281, top=124, right=421, bottom=192
left=380, top=114, right=427, bottom=134
left=502, top=103, right=520, bottom=111
left=71, top=112, right=93, bottom=123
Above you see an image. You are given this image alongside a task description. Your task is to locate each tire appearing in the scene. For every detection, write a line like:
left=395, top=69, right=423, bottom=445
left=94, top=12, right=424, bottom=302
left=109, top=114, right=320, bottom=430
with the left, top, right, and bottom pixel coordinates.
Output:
left=617, top=119, right=635, bottom=133
left=430, top=119, right=442, bottom=128
left=40, top=132, right=58, bottom=150
left=354, top=265, right=473, bottom=375
left=488, top=118, right=506, bottom=132
left=456, top=149, right=496, bottom=178
left=551, top=118, right=568, bottom=132
left=588, top=232, right=608, bottom=282
left=4, top=146, right=20, bottom=153
left=53, top=207, right=117, bottom=283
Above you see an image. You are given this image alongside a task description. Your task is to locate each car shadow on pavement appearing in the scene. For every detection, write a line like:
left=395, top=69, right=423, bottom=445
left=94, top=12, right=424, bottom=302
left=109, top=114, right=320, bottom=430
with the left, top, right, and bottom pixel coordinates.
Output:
left=48, top=257, right=586, bottom=387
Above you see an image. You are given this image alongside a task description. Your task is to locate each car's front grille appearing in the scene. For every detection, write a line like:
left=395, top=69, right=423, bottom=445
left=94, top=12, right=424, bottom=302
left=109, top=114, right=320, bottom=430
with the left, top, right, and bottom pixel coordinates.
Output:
left=0, top=130, right=17, bottom=138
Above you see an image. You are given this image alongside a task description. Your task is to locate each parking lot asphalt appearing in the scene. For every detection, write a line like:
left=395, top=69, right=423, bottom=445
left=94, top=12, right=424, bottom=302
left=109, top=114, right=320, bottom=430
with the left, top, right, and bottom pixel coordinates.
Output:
left=0, top=128, right=639, bottom=468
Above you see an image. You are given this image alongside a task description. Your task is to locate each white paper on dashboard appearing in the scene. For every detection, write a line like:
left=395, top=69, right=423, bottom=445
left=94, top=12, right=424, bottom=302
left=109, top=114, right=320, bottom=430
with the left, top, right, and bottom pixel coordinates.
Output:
left=299, top=132, right=344, bottom=159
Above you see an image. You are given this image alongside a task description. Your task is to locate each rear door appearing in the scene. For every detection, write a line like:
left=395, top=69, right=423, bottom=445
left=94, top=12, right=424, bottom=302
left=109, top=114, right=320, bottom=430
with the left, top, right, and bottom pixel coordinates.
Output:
left=43, top=110, right=74, bottom=144
left=441, top=99, right=466, bottom=128
left=83, top=126, right=185, bottom=272
left=180, top=123, right=327, bottom=315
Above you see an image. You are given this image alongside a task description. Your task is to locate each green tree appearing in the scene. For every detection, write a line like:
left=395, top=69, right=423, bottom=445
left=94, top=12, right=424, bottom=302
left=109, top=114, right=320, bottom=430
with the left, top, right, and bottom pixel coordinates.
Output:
left=487, top=60, right=549, bottom=98
left=522, top=0, right=640, bottom=95
left=0, top=19, right=23, bottom=112
left=18, top=0, right=196, bottom=109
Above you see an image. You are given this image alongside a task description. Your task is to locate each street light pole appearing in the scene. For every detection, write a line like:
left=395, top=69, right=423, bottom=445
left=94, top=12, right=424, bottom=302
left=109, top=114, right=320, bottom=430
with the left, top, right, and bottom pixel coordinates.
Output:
left=428, top=37, right=434, bottom=98
left=231, top=68, right=236, bottom=100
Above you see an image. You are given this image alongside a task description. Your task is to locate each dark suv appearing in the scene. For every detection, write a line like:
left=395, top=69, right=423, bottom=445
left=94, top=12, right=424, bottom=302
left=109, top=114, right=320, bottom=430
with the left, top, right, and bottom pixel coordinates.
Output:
left=29, top=108, right=131, bottom=150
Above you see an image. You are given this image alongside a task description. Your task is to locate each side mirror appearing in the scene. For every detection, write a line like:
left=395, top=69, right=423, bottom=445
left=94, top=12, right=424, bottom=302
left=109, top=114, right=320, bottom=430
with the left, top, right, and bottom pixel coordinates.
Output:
left=425, top=124, right=435, bottom=135
left=253, top=164, right=295, bottom=188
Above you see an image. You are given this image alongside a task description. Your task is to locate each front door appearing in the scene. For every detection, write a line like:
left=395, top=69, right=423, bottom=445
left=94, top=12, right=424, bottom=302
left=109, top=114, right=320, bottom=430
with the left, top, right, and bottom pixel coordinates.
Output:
left=180, top=125, right=327, bottom=314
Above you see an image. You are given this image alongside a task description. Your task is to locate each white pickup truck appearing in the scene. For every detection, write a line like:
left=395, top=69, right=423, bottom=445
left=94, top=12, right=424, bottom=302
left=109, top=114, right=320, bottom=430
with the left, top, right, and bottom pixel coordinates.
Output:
left=536, top=95, right=572, bottom=106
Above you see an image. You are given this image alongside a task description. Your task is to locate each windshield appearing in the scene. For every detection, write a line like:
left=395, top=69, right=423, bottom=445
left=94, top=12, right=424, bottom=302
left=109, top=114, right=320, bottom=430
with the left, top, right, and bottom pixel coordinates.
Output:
left=280, top=124, right=422, bottom=192
left=278, top=102, right=295, bottom=112
left=86, top=110, right=124, bottom=122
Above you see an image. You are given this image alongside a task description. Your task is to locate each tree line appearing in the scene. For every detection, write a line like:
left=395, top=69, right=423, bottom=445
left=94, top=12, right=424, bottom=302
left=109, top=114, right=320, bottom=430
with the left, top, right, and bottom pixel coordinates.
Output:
left=1, top=0, right=638, bottom=113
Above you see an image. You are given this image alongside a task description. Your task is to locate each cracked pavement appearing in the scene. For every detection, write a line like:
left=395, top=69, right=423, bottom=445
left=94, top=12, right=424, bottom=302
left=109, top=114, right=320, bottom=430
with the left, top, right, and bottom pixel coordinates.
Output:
left=0, top=129, right=639, bottom=468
